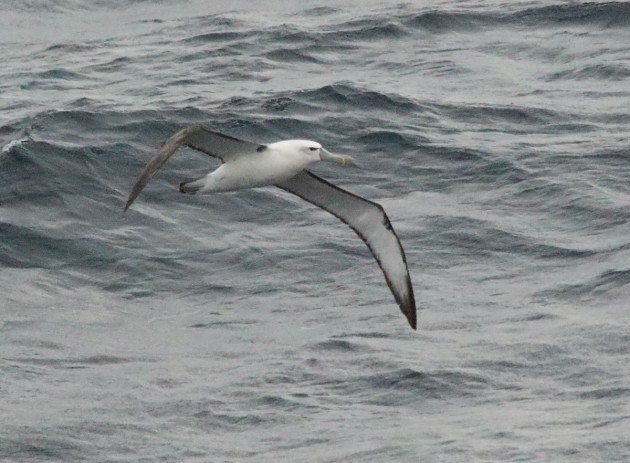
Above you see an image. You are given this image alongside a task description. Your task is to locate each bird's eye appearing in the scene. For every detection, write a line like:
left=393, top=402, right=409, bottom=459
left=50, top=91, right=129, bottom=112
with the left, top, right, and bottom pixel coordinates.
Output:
left=309, top=147, right=318, bottom=151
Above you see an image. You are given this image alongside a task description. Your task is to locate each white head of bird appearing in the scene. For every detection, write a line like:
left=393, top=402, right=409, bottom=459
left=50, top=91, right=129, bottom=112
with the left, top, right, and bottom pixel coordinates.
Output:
left=270, top=139, right=357, bottom=168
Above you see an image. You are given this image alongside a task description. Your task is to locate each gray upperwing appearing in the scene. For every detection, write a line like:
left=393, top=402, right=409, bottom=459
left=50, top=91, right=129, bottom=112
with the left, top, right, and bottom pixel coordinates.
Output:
left=276, top=170, right=417, bottom=329
left=183, top=125, right=264, bottom=162
left=124, top=124, right=264, bottom=211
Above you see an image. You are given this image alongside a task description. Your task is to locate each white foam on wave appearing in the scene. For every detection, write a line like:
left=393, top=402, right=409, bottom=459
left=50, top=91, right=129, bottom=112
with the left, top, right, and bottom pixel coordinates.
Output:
left=1, top=138, right=28, bottom=154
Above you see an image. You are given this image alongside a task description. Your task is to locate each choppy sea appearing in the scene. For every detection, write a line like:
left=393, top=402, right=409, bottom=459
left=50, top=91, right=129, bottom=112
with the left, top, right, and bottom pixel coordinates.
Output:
left=1, top=1, right=629, bottom=461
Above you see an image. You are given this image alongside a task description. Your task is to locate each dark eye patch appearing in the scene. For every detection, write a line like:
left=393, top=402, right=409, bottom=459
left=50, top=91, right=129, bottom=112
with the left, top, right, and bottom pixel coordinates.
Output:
left=309, top=147, right=318, bottom=151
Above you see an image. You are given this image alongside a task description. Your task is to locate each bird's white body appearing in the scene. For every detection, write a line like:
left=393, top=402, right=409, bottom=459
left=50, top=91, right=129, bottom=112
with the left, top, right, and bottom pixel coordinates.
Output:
left=186, top=140, right=322, bottom=194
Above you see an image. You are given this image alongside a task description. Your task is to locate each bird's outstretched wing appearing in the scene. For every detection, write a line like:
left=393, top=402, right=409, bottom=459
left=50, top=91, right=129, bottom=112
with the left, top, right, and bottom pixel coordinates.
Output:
left=124, top=124, right=264, bottom=211
left=276, top=170, right=417, bottom=329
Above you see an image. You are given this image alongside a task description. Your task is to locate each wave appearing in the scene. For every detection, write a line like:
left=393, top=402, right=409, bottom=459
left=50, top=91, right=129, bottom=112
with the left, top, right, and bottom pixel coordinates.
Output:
left=145, top=2, right=630, bottom=60
left=404, top=2, right=630, bottom=31
left=354, top=368, right=494, bottom=405
left=537, top=268, right=630, bottom=301
left=296, top=84, right=420, bottom=113
left=547, top=63, right=630, bottom=81
left=512, top=2, right=630, bottom=28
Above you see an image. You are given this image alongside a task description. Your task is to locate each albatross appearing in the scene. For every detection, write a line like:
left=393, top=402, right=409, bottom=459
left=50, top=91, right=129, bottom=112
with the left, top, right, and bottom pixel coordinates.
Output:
left=124, top=125, right=417, bottom=329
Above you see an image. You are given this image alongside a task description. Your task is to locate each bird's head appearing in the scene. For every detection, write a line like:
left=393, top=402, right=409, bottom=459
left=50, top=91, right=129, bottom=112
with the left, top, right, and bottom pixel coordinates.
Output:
left=295, top=140, right=357, bottom=167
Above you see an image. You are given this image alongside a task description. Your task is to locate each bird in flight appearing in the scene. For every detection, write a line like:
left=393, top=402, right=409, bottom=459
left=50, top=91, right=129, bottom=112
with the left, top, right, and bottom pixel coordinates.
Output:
left=125, top=125, right=417, bottom=329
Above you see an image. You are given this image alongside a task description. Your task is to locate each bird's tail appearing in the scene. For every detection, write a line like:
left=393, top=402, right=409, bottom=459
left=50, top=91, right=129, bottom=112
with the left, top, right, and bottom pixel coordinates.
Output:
left=179, top=177, right=205, bottom=194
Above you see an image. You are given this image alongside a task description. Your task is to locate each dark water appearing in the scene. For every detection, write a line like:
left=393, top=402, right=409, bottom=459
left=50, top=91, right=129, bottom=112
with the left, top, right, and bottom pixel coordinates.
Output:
left=1, top=1, right=629, bottom=461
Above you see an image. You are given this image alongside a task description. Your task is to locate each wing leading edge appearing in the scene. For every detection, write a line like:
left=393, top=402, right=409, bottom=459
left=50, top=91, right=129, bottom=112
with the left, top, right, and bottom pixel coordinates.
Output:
left=124, top=124, right=263, bottom=211
left=276, top=170, right=417, bottom=329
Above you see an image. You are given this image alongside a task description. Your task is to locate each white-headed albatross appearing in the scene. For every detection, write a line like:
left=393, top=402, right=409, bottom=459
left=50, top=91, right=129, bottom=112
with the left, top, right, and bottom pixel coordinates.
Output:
left=124, top=125, right=417, bottom=329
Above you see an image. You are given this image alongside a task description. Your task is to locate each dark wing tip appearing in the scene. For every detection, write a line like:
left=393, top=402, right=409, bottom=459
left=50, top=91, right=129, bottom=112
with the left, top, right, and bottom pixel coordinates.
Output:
left=398, top=282, right=417, bottom=330
left=123, top=186, right=140, bottom=211
left=405, top=301, right=417, bottom=330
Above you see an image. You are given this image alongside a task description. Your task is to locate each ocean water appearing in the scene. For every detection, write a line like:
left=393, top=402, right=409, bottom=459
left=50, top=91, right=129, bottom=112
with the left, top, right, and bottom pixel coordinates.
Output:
left=1, top=1, right=629, bottom=461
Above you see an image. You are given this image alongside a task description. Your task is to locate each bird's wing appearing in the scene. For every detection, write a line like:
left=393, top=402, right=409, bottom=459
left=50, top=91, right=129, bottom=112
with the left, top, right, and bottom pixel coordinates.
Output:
left=276, top=170, right=417, bottom=329
left=124, top=124, right=264, bottom=211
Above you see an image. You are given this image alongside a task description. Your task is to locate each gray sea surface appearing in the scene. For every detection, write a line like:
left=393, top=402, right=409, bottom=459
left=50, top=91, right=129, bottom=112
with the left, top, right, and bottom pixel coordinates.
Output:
left=1, top=1, right=629, bottom=461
